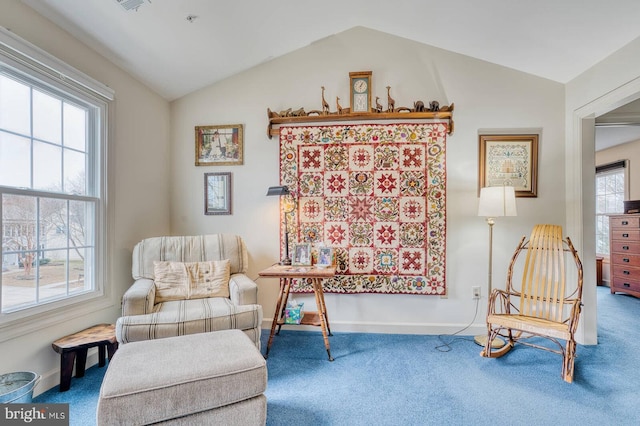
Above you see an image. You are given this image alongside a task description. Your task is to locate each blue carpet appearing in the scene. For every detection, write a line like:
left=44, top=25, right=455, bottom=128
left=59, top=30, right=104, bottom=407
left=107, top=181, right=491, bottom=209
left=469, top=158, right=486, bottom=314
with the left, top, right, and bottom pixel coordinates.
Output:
left=34, top=286, right=640, bottom=425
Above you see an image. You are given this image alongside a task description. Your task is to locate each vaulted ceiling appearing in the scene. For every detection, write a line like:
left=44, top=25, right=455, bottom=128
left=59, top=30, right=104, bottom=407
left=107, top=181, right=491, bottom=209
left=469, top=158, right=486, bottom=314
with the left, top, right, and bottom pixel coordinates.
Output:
left=19, top=0, right=640, bottom=149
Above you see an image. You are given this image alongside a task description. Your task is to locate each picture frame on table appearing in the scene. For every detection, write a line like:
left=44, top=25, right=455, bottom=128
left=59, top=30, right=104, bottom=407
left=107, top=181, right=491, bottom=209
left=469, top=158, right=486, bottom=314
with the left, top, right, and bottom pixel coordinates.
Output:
left=195, top=124, right=243, bottom=166
left=292, top=243, right=312, bottom=266
left=204, top=172, right=232, bottom=215
left=478, top=134, right=538, bottom=197
left=316, top=247, right=334, bottom=268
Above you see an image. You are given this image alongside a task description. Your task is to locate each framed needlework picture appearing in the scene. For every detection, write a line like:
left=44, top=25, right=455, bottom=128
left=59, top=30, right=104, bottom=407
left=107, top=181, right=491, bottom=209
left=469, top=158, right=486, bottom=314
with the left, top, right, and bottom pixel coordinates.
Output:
left=205, top=172, right=231, bottom=215
left=478, top=134, right=538, bottom=197
left=195, top=124, right=243, bottom=166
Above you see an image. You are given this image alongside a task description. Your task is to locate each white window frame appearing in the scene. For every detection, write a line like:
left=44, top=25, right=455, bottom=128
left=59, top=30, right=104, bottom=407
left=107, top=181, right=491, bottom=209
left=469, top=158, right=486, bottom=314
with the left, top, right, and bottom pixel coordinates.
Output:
left=595, top=160, right=628, bottom=257
left=0, top=27, right=114, bottom=342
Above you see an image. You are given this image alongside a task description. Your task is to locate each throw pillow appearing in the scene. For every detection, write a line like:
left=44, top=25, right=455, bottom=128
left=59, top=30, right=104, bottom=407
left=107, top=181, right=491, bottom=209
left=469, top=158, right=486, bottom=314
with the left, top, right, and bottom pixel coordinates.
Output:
left=153, top=261, right=189, bottom=302
left=185, top=259, right=230, bottom=299
left=153, top=259, right=230, bottom=302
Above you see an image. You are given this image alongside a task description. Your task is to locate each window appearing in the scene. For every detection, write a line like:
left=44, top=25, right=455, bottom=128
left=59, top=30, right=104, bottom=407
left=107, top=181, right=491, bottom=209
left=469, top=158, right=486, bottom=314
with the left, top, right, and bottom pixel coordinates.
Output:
left=595, top=161, right=627, bottom=255
left=0, top=28, right=113, bottom=326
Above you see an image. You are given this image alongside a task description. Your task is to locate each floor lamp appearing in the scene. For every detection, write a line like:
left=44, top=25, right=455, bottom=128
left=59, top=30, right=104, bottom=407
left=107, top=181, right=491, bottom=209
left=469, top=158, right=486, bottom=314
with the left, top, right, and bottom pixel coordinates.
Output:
left=267, top=185, right=293, bottom=265
left=474, top=185, right=517, bottom=347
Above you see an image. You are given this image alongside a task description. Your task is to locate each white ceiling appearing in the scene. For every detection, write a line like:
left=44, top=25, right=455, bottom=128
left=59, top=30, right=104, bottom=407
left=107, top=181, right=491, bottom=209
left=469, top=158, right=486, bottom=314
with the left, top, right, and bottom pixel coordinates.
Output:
left=18, top=0, right=640, bottom=149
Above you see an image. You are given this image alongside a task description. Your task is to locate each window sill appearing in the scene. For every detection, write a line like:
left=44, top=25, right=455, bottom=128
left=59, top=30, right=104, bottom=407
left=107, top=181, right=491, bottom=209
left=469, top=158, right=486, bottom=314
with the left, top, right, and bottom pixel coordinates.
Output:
left=0, top=292, right=114, bottom=343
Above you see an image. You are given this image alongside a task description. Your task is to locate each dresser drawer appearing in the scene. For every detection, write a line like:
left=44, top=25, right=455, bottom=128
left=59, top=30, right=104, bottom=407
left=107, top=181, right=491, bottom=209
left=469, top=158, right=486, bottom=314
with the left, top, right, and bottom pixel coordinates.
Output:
left=610, top=229, right=640, bottom=241
left=610, top=216, right=640, bottom=229
left=611, top=241, right=640, bottom=254
left=612, top=264, right=640, bottom=281
left=611, top=276, right=640, bottom=294
left=611, top=253, right=640, bottom=268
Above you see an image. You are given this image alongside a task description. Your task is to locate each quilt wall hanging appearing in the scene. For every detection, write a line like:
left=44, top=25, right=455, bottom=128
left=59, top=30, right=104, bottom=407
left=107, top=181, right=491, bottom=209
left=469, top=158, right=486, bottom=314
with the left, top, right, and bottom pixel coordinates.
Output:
left=279, top=122, right=448, bottom=295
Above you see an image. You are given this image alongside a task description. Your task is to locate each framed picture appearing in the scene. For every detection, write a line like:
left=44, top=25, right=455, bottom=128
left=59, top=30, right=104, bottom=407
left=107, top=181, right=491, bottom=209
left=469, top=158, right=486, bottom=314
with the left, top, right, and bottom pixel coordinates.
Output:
left=316, top=247, right=334, bottom=268
left=205, top=172, right=231, bottom=215
left=478, top=134, right=538, bottom=197
left=195, top=124, right=243, bottom=166
left=292, top=243, right=312, bottom=266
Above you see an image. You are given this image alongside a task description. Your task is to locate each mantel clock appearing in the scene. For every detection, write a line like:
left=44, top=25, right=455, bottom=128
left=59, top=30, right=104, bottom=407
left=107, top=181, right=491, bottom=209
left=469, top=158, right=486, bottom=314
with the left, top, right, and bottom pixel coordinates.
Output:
left=349, top=71, right=372, bottom=113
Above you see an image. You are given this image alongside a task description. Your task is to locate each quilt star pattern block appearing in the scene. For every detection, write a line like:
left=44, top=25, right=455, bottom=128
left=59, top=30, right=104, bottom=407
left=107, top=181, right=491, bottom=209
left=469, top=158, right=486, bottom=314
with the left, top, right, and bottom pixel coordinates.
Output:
left=279, top=123, right=447, bottom=295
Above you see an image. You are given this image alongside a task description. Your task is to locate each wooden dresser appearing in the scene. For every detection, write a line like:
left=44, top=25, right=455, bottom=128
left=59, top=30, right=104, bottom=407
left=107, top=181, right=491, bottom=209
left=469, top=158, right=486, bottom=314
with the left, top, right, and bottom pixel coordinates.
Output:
left=609, top=214, right=640, bottom=298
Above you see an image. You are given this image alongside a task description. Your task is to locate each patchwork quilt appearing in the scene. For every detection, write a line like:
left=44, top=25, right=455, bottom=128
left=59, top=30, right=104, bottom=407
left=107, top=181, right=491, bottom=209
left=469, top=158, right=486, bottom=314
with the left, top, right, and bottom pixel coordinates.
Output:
left=279, top=123, right=447, bottom=295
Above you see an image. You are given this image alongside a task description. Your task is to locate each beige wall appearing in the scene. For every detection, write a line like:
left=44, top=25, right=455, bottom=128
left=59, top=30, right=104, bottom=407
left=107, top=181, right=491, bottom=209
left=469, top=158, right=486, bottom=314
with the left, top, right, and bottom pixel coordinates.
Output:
left=0, top=0, right=171, bottom=393
left=596, top=139, right=640, bottom=201
left=170, top=27, right=566, bottom=335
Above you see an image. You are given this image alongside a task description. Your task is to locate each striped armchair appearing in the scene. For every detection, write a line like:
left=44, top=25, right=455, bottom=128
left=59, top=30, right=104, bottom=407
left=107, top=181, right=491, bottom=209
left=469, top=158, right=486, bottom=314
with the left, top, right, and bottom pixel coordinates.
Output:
left=115, top=234, right=263, bottom=348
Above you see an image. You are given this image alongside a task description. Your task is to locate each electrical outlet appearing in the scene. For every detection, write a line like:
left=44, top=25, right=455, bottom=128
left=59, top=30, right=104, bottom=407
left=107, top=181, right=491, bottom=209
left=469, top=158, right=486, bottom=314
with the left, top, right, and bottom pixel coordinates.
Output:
left=472, top=286, right=481, bottom=299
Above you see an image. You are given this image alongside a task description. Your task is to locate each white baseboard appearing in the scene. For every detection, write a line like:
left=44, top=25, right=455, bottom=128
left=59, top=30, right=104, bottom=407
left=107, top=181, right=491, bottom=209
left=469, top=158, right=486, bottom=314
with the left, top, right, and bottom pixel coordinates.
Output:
left=261, top=318, right=486, bottom=336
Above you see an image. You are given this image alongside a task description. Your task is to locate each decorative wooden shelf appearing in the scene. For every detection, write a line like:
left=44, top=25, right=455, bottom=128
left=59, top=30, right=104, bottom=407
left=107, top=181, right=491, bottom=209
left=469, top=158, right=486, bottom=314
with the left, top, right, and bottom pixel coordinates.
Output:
left=267, top=104, right=454, bottom=139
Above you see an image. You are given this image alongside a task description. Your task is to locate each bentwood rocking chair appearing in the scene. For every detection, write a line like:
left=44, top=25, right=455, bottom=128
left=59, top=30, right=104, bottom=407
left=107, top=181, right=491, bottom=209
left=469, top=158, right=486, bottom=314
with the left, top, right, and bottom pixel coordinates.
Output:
left=480, top=224, right=584, bottom=383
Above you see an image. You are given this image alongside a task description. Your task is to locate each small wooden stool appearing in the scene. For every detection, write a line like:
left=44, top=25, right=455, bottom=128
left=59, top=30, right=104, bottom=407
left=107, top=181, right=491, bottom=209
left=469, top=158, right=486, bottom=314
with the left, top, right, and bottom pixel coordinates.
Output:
left=52, top=323, right=118, bottom=392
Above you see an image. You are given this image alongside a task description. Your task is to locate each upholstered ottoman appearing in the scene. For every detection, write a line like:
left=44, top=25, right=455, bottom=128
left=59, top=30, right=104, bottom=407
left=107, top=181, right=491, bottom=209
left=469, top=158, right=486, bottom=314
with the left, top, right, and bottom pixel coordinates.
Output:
left=96, top=330, right=267, bottom=425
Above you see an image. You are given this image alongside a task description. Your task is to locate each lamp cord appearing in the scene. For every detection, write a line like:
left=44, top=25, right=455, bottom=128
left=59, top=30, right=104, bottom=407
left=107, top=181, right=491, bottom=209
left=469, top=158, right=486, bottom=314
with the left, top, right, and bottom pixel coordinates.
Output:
left=434, top=296, right=480, bottom=352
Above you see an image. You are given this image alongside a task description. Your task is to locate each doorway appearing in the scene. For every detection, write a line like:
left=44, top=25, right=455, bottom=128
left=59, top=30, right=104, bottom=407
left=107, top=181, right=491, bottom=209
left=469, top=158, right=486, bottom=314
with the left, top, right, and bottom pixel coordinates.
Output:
left=571, top=78, right=640, bottom=345
left=594, top=100, right=640, bottom=286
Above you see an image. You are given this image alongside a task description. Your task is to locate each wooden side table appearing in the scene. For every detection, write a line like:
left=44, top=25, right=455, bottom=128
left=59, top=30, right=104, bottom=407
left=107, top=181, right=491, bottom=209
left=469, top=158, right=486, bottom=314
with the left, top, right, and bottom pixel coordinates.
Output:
left=51, top=323, right=118, bottom=391
left=258, top=265, right=336, bottom=361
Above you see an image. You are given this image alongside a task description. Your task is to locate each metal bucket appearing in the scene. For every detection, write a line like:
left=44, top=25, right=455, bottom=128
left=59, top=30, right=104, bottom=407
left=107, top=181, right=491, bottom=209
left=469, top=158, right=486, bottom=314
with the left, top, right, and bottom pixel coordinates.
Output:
left=0, top=372, right=40, bottom=404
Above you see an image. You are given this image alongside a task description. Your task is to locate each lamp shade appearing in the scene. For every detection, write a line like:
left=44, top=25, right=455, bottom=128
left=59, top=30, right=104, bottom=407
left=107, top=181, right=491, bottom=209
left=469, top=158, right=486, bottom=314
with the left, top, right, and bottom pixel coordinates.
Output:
left=478, top=186, right=517, bottom=217
left=266, top=186, right=290, bottom=196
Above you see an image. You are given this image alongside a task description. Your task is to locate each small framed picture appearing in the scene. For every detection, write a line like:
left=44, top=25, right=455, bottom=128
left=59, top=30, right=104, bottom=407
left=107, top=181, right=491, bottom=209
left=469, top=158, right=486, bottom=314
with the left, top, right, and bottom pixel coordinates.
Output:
left=292, top=243, right=312, bottom=266
left=205, top=172, right=231, bottom=215
left=316, top=247, right=333, bottom=268
left=478, top=134, right=538, bottom=197
left=195, top=124, right=243, bottom=166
